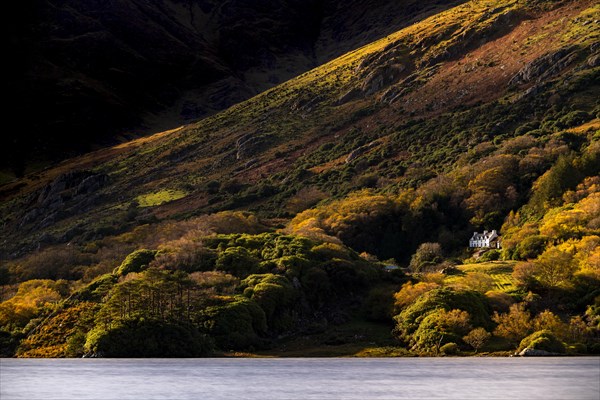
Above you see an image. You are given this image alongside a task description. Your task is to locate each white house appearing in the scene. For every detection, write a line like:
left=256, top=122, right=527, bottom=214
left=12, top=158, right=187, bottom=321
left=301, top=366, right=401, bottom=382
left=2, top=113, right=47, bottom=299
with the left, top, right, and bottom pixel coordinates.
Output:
left=469, top=230, right=501, bottom=249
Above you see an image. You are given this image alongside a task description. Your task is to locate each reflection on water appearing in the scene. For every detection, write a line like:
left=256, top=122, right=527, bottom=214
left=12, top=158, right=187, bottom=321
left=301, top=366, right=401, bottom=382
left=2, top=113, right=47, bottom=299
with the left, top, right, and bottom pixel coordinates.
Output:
left=1, top=357, right=599, bottom=400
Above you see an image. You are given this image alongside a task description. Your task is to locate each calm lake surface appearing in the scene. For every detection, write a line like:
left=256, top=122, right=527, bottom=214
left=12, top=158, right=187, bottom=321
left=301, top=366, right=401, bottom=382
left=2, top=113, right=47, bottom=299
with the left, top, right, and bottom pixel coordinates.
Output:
left=1, top=357, right=599, bottom=400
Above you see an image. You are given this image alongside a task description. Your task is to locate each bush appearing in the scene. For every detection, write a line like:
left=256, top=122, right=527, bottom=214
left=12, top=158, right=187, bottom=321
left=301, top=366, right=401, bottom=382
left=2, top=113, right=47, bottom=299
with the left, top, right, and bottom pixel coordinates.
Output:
left=241, top=274, right=297, bottom=332
left=393, top=288, right=492, bottom=347
left=479, top=250, right=500, bottom=262
left=215, top=247, right=261, bottom=277
left=85, top=318, right=213, bottom=357
left=517, top=330, right=566, bottom=354
left=199, top=296, right=266, bottom=350
left=440, top=342, right=459, bottom=355
left=514, top=235, right=548, bottom=260
left=114, top=249, right=157, bottom=276
left=409, top=243, right=443, bottom=272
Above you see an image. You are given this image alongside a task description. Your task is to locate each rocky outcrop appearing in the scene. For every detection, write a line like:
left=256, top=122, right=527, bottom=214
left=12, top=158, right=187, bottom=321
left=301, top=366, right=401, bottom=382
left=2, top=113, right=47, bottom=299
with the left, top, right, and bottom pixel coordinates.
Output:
left=361, top=64, right=407, bottom=96
left=236, top=133, right=274, bottom=160
left=21, top=171, right=108, bottom=229
left=509, top=46, right=580, bottom=86
left=346, top=141, right=380, bottom=163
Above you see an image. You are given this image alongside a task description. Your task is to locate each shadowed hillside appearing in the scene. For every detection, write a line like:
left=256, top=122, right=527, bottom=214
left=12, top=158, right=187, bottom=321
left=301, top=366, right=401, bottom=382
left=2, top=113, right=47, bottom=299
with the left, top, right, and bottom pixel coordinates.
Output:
left=3, top=0, right=465, bottom=177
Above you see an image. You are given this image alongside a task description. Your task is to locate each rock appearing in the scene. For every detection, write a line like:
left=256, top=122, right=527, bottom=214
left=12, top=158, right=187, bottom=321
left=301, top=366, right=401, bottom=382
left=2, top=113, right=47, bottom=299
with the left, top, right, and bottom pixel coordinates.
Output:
left=337, top=88, right=363, bottom=105
left=587, top=54, right=600, bottom=68
left=361, top=64, right=406, bottom=96
left=345, top=141, right=380, bottom=163
left=76, top=174, right=108, bottom=196
left=236, top=133, right=273, bottom=160
left=290, top=95, right=324, bottom=113
left=517, top=348, right=560, bottom=357
left=509, top=46, right=579, bottom=86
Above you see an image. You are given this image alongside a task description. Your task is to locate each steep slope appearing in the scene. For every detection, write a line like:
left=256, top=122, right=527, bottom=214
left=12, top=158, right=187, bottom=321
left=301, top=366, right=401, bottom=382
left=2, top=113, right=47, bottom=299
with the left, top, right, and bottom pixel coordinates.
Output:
left=2, top=0, right=597, bottom=257
left=3, top=0, right=465, bottom=178
left=0, top=0, right=599, bottom=358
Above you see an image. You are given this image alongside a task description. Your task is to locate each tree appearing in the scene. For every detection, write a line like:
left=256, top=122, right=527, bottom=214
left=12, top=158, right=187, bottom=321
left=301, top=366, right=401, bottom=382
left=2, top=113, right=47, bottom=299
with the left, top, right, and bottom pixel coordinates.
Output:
left=393, top=281, right=439, bottom=312
left=493, top=303, right=532, bottom=345
left=535, top=247, right=576, bottom=288
left=463, top=327, right=491, bottom=353
left=409, top=242, right=443, bottom=272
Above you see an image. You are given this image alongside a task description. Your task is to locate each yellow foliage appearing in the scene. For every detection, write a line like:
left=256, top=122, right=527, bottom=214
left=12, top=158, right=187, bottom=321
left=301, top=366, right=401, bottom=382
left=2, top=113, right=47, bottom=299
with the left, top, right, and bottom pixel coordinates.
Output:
left=0, top=280, right=65, bottom=328
left=393, top=281, right=439, bottom=312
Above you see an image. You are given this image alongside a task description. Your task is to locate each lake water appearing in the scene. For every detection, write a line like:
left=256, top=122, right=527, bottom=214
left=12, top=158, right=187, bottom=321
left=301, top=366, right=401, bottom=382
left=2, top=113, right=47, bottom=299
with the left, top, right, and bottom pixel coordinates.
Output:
left=1, top=357, right=599, bottom=400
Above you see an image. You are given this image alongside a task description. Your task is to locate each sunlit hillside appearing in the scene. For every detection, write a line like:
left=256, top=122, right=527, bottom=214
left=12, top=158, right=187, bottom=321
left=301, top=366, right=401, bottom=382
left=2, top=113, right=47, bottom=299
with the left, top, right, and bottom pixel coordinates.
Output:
left=1, top=0, right=598, bottom=357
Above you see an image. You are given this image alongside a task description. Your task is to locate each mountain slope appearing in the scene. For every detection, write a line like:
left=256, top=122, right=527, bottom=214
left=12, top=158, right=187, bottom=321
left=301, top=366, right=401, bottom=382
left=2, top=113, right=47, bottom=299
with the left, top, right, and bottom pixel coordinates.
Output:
left=3, top=0, right=466, bottom=177
left=0, top=0, right=599, bottom=357
left=2, top=0, right=597, bottom=257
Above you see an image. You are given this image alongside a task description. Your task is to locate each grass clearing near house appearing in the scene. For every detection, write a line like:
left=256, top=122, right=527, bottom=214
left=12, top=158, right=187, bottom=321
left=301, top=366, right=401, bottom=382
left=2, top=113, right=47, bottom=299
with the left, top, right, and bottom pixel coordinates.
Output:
left=136, top=189, right=187, bottom=207
left=456, top=261, right=518, bottom=292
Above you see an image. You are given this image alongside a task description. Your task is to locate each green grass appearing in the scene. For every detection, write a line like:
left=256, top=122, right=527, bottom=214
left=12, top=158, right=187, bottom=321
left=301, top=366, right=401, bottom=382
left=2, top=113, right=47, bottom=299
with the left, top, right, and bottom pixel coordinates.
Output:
left=136, top=189, right=187, bottom=207
left=457, top=261, right=518, bottom=292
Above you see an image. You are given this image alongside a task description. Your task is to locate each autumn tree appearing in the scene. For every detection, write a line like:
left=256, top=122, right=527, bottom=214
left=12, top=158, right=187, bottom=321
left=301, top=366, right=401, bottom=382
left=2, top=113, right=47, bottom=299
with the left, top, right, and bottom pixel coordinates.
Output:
left=493, top=303, right=532, bottom=345
left=463, top=327, right=492, bottom=353
left=393, top=281, right=440, bottom=312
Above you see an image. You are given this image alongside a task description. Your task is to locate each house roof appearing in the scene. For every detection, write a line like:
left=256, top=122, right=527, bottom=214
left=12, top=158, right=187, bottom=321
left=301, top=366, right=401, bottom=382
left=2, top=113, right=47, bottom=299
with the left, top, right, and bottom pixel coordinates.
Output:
left=470, top=230, right=499, bottom=240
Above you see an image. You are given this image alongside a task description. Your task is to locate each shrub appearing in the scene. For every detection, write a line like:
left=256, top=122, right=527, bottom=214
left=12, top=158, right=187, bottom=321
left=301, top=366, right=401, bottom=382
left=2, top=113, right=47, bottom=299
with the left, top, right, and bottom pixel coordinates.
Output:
left=85, top=318, right=213, bottom=357
left=215, top=247, right=261, bottom=277
left=241, top=274, right=297, bottom=332
left=493, top=303, right=532, bottom=345
left=440, top=342, right=459, bottom=355
left=514, top=235, right=548, bottom=260
left=409, top=243, right=443, bottom=272
left=393, top=288, right=492, bottom=346
left=463, top=327, right=492, bottom=353
left=199, top=296, right=266, bottom=350
left=479, top=250, right=500, bottom=262
left=517, top=330, right=566, bottom=354
left=393, top=281, right=440, bottom=312
left=114, top=249, right=157, bottom=276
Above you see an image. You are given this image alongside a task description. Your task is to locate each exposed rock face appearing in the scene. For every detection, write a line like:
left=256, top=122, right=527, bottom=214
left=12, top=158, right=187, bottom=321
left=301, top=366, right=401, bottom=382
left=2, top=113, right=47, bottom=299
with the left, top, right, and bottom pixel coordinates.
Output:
left=236, top=133, right=273, bottom=160
left=21, top=171, right=108, bottom=230
left=346, top=141, right=380, bottom=163
left=509, top=46, right=580, bottom=86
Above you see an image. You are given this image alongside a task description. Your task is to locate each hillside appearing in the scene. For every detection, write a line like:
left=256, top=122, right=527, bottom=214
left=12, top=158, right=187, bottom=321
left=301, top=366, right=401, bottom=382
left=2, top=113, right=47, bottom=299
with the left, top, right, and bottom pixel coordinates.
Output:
left=1, top=0, right=599, bottom=357
left=3, top=0, right=465, bottom=177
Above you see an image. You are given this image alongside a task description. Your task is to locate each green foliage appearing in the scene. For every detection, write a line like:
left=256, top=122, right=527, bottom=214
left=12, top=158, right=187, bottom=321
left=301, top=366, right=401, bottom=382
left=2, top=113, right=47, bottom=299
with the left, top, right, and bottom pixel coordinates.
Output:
left=85, top=318, right=213, bottom=357
left=115, top=249, right=157, bottom=276
left=241, top=274, right=297, bottom=332
left=363, top=285, right=396, bottom=322
left=409, top=242, right=443, bottom=272
left=517, top=329, right=566, bottom=354
left=439, top=342, right=459, bottom=355
left=411, top=308, right=472, bottom=352
left=199, top=296, right=266, bottom=350
left=136, top=190, right=187, bottom=207
left=393, top=288, right=492, bottom=352
left=73, top=273, right=117, bottom=302
left=514, top=235, right=548, bottom=260
left=215, top=247, right=261, bottom=277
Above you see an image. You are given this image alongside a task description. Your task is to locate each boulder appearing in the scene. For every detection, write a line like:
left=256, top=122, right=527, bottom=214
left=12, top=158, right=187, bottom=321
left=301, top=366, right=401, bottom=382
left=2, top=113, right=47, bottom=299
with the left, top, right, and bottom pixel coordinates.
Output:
left=517, top=348, right=561, bottom=357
